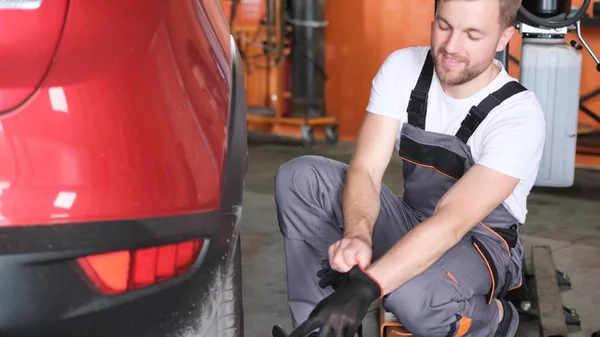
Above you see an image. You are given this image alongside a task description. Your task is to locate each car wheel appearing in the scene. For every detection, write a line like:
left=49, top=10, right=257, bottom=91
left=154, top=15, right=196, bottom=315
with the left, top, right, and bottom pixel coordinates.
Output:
left=218, top=235, right=244, bottom=337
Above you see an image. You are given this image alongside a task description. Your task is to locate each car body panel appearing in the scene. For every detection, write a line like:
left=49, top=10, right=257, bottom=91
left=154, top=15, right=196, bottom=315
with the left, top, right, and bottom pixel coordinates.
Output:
left=0, top=0, right=68, bottom=112
left=0, top=0, right=235, bottom=226
left=0, top=0, right=248, bottom=336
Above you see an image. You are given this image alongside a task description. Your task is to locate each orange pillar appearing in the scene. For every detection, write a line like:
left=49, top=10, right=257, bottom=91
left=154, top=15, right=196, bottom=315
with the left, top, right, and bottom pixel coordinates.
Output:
left=324, top=0, right=435, bottom=141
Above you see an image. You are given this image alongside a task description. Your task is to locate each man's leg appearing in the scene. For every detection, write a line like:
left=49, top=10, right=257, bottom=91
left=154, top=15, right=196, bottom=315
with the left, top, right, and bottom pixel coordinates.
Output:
left=382, top=233, right=514, bottom=337
left=274, top=155, right=420, bottom=328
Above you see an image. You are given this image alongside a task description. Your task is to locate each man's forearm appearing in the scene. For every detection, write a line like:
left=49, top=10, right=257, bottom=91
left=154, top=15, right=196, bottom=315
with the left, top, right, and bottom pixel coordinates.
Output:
left=363, top=163, right=519, bottom=294
left=365, top=212, right=464, bottom=294
left=342, top=166, right=381, bottom=243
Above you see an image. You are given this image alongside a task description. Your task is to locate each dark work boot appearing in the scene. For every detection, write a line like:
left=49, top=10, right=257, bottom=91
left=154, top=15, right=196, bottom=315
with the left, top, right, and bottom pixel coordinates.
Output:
left=494, top=299, right=519, bottom=337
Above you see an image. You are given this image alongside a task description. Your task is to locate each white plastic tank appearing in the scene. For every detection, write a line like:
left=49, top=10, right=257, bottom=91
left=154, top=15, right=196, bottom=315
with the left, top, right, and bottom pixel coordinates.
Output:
left=519, top=37, right=583, bottom=187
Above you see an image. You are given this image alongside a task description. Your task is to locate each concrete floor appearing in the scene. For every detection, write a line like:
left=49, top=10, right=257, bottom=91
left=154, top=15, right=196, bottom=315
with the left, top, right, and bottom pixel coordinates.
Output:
left=239, top=135, right=600, bottom=337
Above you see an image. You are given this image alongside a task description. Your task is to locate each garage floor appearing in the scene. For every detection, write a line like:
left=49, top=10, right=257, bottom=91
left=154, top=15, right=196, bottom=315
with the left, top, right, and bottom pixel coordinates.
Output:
left=239, top=135, right=600, bottom=337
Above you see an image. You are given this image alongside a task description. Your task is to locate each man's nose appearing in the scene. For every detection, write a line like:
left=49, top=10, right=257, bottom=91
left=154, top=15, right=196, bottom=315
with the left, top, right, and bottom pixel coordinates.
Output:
left=444, top=32, right=461, bottom=54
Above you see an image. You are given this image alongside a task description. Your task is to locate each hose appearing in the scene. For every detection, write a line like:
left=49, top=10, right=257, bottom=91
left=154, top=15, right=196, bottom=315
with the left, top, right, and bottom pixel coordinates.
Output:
left=517, top=0, right=591, bottom=29
left=229, top=0, right=241, bottom=32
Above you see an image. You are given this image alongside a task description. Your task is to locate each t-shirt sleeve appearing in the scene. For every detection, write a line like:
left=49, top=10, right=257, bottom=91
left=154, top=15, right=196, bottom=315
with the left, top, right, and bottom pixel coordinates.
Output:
left=475, top=97, right=546, bottom=180
left=365, top=48, right=423, bottom=121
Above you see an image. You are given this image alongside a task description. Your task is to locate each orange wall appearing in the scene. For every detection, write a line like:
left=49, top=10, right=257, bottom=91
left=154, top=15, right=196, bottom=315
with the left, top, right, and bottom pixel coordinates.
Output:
left=324, top=0, right=600, bottom=141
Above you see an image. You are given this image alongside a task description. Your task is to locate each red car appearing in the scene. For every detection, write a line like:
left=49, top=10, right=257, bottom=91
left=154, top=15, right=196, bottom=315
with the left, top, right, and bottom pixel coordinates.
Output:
left=0, top=1, right=248, bottom=336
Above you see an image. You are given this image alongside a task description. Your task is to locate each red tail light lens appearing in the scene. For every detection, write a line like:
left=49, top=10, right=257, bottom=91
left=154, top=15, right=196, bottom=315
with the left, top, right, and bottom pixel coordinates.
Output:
left=77, top=239, right=204, bottom=295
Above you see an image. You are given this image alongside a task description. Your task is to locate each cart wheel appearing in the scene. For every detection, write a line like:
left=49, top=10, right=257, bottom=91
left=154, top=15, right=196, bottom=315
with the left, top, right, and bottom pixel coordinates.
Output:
left=301, top=125, right=315, bottom=148
left=325, top=125, right=339, bottom=145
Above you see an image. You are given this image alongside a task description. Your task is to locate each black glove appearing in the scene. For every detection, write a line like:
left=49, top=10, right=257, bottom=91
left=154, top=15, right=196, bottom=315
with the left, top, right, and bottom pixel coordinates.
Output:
left=288, top=265, right=382, bottom=337
left=272, top=325, right=318, bottom=337
left=316, top=261, right=365, bottom=337
left=317, top=260, right=348, bottom=290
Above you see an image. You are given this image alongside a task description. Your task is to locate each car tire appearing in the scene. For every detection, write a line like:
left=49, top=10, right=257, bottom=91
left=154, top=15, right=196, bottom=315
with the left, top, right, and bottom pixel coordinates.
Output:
left=218, top=235, right=244, bottom=337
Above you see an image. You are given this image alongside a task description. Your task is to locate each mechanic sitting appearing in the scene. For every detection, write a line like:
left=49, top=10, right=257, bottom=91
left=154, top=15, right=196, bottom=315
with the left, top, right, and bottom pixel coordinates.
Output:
left=274, top=0, right=546, bottom=336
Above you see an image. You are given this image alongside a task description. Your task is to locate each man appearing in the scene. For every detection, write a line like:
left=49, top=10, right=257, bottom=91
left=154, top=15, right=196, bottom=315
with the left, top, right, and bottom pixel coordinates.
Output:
left=273, top=0, right=546, bottom=336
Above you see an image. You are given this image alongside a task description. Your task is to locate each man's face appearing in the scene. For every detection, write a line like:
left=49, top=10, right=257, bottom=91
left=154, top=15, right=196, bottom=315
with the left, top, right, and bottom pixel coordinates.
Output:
left=431, top=0, right=513, bottom=86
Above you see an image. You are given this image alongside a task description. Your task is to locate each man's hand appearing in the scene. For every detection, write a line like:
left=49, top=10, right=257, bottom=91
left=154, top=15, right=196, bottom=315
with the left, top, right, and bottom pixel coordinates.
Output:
left=328, top=233, right=372, bottom=273
left=317, top=260, right=347, bottom=290
left=287, top=265, right=383, bottom=337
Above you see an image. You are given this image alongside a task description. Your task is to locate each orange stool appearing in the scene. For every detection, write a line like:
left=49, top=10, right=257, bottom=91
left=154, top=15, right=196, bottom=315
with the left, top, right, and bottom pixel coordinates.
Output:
left=379, top=303, right=414, bottom=337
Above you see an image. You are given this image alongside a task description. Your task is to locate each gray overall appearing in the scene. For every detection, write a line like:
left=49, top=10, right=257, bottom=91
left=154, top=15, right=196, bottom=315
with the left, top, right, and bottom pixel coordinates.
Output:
left=274, top=51, right=526, bottom=337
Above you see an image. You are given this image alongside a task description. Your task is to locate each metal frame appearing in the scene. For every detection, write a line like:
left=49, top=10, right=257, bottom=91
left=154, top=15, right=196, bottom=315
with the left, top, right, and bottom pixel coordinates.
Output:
left=531, top=246, right=571, bottom=337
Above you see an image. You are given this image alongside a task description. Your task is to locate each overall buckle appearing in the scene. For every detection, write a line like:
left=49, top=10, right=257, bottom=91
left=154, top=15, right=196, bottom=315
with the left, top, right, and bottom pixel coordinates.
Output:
left=460, top=106, right=485, bottom=133
left=407, top=90, right=428, bottom=115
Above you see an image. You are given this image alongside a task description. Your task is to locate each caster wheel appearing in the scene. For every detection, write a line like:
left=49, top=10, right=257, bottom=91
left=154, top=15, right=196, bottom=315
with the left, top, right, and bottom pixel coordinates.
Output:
left=301, top=125, right=315, bottom=148
left=325, top=125, right=339, bottom=145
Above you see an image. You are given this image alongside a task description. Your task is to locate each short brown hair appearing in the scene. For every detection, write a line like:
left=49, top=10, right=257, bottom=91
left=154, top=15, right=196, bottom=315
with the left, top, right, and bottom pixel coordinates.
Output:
left=435, top=0, right=521, bottom=28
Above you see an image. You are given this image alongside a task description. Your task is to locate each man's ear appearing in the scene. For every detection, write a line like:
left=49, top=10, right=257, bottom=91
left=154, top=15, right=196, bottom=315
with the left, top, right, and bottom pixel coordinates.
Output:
left=496, top=26, right=516, bottom=52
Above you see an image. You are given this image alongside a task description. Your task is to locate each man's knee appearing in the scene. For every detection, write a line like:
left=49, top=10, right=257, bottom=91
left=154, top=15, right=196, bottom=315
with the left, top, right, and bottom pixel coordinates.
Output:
left=383, top=270, right=458, bottom=336
left=274, top=155, right=345, bottom=204
left=274, top=155, right=342, bottom=238
left=275, top=155, right=325, bottom=196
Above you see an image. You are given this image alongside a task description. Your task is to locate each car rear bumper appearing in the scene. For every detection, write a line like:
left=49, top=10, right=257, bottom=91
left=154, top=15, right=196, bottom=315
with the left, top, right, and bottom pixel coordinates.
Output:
left=0, top=210, right=239, bottom=337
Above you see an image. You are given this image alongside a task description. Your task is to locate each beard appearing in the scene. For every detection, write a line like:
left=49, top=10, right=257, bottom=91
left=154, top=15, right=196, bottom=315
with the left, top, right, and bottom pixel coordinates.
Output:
left=431, top=47, right=494, bottom=86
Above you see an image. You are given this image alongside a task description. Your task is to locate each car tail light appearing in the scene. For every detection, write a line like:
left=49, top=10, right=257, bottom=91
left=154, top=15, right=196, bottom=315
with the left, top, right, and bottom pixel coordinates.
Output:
left=77, top=239, right=204, bottom=295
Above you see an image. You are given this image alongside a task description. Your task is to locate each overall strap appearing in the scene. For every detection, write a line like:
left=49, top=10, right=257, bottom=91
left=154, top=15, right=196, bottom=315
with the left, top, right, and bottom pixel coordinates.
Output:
left=407, top=51, right=434, bottom=129
left=455, top=81, right=527, bottom=143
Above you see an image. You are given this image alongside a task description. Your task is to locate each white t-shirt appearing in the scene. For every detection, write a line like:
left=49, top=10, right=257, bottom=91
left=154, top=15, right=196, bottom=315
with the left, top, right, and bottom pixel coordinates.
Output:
left=366, top=46, right=546, bottom=223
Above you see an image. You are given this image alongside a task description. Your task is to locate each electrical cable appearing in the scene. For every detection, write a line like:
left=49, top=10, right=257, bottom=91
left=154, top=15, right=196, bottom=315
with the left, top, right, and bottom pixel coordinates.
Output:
left=229, top=0, right=241, bottom=32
